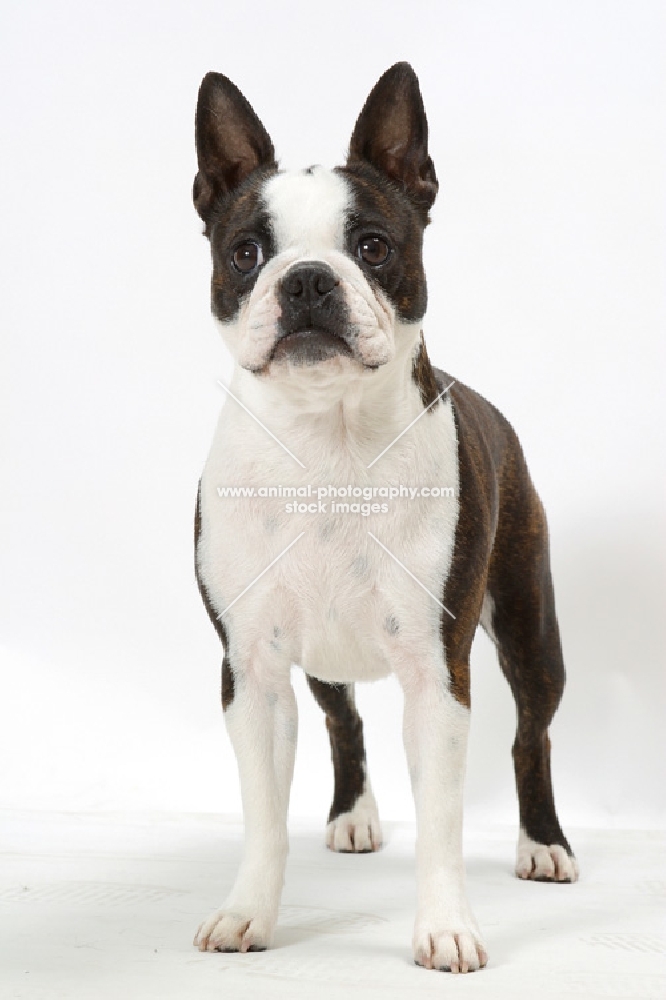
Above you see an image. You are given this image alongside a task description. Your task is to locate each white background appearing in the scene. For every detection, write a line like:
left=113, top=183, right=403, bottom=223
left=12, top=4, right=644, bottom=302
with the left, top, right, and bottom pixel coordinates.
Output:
left=1, top=0, right=664, bottom=832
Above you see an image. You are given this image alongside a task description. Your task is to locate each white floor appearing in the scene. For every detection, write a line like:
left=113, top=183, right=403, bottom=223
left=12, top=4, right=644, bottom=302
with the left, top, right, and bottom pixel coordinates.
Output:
left=1, top=811, right=665, bottom=1000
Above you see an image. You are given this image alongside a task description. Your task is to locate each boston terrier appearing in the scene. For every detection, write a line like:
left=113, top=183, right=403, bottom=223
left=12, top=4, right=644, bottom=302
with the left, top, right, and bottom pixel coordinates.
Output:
left=191, top=62, right=578, bottom=974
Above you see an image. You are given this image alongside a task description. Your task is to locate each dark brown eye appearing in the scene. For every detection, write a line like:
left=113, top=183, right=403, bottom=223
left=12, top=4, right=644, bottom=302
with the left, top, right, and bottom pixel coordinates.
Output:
left=357, top=235, right=391, bottom=266
left=232, top=241, right=264, bottom=274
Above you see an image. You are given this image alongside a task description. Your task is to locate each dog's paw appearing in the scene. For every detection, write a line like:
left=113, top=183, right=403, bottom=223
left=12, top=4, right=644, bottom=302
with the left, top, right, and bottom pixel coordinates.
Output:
left=413, top=919, right=488, bottom=973
left=326, top=789, right=382, bottom=853
left=193, top=908, right=275, bottom=953
left=515, top=831, right=579, bottom=882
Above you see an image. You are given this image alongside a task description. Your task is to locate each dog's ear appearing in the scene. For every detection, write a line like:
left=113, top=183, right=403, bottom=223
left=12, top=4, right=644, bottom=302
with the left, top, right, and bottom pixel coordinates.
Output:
left=193, top=72, right=277, bottom=233
left=347, top=62, right=438, bottom=213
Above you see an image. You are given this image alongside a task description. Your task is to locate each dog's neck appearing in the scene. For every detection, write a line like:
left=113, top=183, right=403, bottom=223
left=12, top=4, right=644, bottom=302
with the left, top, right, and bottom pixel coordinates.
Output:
left=230, top=321, right=433, bottom=454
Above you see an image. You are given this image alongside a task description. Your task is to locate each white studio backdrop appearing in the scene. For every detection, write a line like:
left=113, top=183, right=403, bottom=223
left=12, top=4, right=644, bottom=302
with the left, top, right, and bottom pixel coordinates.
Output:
left=1, top=1, right=664, bottom=831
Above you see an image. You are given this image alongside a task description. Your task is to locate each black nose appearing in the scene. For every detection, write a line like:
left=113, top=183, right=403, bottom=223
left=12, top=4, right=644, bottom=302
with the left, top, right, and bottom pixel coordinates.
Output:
left=282, top=262, right=338, bottom=301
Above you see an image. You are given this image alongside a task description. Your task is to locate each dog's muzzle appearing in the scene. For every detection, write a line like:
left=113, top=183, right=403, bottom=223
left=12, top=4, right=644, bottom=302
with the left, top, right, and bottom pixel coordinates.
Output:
left=271, top=261, right=354, bottom=365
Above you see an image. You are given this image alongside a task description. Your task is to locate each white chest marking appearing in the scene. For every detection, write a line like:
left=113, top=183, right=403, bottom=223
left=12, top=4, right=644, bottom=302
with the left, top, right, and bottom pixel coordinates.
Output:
left=197, top=387, right=460, bottom=686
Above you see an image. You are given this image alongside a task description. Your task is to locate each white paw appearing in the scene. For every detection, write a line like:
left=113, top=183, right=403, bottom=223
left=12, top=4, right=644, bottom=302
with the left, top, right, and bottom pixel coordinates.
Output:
left=326, top=789, right=382, bottom=853
left=193, top=907, right=275, bottom=953
left=516, top=829, right=579, bottom=882
left=413, top=917, right=488, bottom=973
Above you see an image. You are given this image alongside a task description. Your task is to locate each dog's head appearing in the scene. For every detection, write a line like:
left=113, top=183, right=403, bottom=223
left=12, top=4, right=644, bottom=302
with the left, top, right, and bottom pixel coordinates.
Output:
left=193, top=63, right=438, bottom=381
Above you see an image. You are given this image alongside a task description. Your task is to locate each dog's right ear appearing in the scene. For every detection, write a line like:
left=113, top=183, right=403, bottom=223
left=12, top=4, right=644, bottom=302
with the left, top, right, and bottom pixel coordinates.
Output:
left=193, top=73, right=277, bottom=234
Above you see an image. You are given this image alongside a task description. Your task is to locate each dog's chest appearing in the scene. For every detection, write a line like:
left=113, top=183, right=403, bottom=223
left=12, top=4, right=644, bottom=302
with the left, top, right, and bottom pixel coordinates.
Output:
left=198, top=394, right=460, bottom=682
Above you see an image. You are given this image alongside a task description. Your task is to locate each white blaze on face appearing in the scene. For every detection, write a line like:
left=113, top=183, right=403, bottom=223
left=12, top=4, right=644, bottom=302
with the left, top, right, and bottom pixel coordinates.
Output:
left=233, top=166, right=396, bottom=372
left=265, top=166, right=349, bottom=255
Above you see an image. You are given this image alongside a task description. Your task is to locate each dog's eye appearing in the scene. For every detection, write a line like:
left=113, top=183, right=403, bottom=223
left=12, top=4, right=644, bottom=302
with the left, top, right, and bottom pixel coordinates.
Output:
left=357, top=235, right=391, bottom=267
left=232, top=241, right=264, bottom=274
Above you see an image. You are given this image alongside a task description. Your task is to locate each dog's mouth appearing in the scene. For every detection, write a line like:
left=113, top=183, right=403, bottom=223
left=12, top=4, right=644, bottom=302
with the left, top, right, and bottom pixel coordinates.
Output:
left=269, top=328, right=354, bottom=366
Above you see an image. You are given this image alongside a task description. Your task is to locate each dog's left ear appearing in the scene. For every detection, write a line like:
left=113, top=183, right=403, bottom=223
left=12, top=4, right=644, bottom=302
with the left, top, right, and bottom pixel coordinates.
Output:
left=347, top=62, right=438, bottom=214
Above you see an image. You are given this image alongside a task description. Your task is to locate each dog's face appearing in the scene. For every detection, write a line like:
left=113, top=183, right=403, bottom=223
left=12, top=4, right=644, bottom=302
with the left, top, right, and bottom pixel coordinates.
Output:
left=193, top=63, right=438, bottom=380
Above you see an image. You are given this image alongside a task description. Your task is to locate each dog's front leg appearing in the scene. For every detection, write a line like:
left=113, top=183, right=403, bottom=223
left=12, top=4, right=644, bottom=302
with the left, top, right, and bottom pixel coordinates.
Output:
left=194, top=658, right=297, bottom=953
left=400, top=665, right=487, bottom=973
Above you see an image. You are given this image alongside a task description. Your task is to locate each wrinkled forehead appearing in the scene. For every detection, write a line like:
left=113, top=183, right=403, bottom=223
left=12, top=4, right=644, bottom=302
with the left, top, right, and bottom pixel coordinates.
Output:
left=262, top=166, right=350, bottom=254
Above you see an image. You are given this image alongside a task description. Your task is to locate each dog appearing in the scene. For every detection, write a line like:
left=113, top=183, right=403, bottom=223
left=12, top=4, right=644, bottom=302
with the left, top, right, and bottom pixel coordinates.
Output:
left=191, top=62, right=578, bottom=974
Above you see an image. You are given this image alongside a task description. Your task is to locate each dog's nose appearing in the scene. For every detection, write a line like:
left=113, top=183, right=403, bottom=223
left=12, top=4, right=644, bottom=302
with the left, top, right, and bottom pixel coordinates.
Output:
left=282, top=262, right=338, bottom=301
left=278, top=261, right=346, bottom=345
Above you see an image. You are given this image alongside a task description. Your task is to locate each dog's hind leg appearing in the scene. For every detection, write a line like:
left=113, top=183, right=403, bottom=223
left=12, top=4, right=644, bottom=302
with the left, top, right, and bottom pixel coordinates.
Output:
left=307, top=678, right=382, bottom=852
left=484, top=477, right=578, bottom=883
